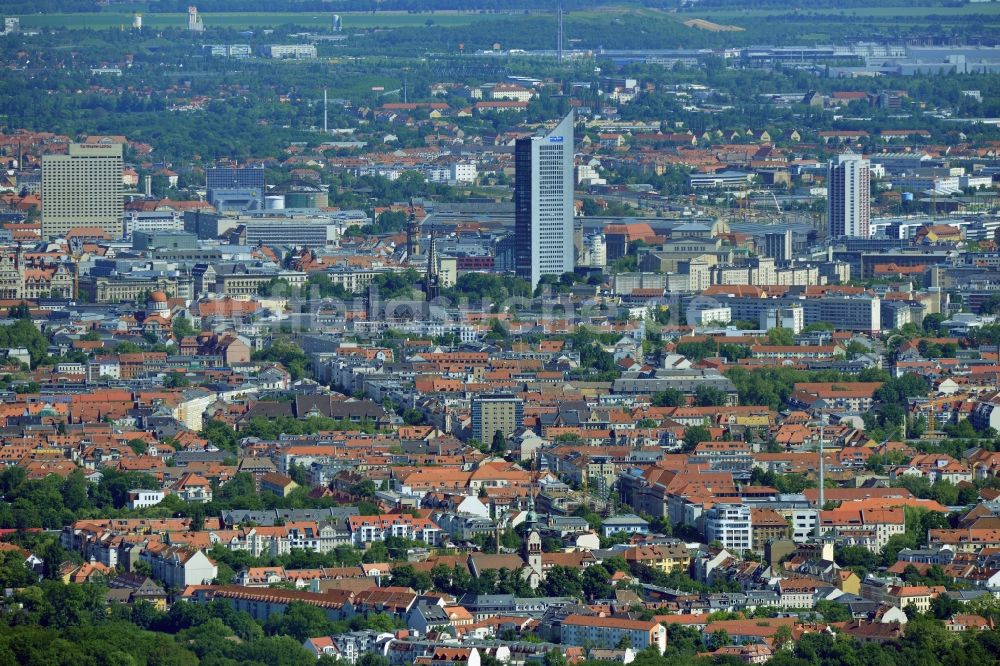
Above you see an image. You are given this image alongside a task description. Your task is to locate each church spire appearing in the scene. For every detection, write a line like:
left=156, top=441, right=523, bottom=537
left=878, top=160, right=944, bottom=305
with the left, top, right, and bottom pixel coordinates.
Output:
left=406, top=197, right=420, bottom=260
left=424, top=225, right=440, bottom=301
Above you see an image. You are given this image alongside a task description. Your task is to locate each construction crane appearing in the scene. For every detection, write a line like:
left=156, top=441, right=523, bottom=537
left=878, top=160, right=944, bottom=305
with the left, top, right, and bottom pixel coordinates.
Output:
left=770, top=190, right=783, bottom=217
left=731, top=183, right=751, bottom=223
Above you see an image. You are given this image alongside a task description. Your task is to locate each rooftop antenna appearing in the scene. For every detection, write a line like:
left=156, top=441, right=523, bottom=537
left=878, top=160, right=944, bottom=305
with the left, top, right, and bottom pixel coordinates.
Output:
left=557, top=5, right=564, bottom=63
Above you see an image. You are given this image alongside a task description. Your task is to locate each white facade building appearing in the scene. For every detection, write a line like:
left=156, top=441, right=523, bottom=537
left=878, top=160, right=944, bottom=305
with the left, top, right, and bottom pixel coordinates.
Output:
left=692, top=305, right=732, bottom=326
left=129, top=489, right=166, bottom=509
left=828, top=153, right=871, bottom=238
left=267, top=44, right=317, bottom=59
left=124, top=211, right=184, bottom=237
left=705, top=503, right=752, bottom=553
left=450, top=163, right=478, bottom=183
left=761, top=305, right=805, bottom=334
left=586, top=233, right=607, bottom=268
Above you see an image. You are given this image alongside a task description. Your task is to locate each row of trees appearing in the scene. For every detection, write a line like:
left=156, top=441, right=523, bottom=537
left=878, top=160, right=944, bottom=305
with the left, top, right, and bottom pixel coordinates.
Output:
left=0, top=461, right=373, bottom=532
left=0, top=579, right=347, bottom=665
left=4, top=573, right=999, bottom=665
left=0, top=466, right=161, bottom=530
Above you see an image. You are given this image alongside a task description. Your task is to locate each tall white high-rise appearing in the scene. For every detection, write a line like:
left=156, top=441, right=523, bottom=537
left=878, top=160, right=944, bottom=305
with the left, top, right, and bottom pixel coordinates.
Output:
left=514, top=110, right=574, bottom=288
left=827, top=152, right=870, bottom=238
left=42, top=142, right=123, bottom=240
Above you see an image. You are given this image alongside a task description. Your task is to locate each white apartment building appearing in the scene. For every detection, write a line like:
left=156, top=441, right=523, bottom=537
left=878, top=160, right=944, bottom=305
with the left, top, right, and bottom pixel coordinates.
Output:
left=691, top=305, right=732, bottom=326
left=705, top=503, right=752, bottom=553
left=489, top=83, right=534, bottom=102
left=450, top=163, right=478, bottom=183
left=141, top=545, right=217, bottom=588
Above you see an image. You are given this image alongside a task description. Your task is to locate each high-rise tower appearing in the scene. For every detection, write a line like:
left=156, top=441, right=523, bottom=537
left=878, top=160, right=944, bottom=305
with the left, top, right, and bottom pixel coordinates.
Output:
left=827, top=152, right=870, bottom=238
left=42, top=142, right=123, bottom=240
left=514, top=110, right=575, bottom=289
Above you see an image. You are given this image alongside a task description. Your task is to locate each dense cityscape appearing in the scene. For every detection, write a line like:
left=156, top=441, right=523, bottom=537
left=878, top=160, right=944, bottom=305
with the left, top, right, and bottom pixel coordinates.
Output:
left=1, top=1, right=1000, bottom=664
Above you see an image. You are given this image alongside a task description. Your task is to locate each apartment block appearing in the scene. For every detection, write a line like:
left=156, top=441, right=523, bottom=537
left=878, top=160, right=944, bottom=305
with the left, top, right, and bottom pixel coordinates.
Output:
left=561, top=615, right=667, bottom=653
left=471, top=393, right=525, bottom=443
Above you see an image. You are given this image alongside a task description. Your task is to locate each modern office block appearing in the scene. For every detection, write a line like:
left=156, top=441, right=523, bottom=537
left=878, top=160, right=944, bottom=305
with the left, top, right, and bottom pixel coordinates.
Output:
left=206, top=166, right=265, bottom=212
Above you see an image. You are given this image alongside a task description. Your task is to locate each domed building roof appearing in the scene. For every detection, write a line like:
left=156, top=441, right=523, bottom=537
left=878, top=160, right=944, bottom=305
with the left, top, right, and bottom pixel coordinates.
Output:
left=147, top=290, right=170, bottom=315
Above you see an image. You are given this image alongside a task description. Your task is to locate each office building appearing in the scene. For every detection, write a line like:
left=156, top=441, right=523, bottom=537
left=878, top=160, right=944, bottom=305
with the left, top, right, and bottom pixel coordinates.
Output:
left=124, top=211, right=184, bottom=237
left=42, top=142, right=123, bottom=240
left=132, top=231, right=198, bottom=252
left=828, top=153, right=871, bottom=238
left=206, top=166, right=265, bottom=212
left=206, top=165, right=265, bottom=190
left=471, top=394, right=524, bottom=443
left=515, top=111, right=574, bottom=288
left=762, top=229, right=793, bottom=263
left=687, top=170, right=752, bottom=189
left=705, top=503, right=752, bottom=553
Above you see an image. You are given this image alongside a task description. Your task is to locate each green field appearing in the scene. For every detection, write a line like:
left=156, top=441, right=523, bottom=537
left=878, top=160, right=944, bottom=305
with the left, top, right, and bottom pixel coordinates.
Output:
left=688, top=3, right=1000, bottom=20
left=15, top=10, right=497, bottom=31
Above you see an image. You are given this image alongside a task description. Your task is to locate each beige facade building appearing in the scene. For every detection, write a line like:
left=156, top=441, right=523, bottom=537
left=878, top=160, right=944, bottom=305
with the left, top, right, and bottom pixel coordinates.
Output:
left=471, top=394, right=524, bottom=443
left=0, top=251, right=75, bottom=299
left=80, top=275, right=187, bottom=303
left=42, top=142, right=124, bottom=240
